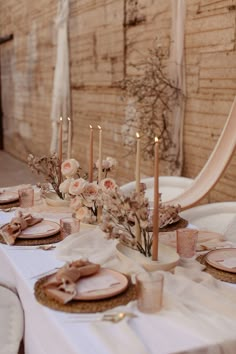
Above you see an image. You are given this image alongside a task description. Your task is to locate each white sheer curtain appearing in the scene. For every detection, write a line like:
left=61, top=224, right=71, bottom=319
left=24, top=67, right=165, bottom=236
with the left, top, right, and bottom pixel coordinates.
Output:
left=50, top=0, right=71, bottom=154
left=169, top=0, right=186, bottom=175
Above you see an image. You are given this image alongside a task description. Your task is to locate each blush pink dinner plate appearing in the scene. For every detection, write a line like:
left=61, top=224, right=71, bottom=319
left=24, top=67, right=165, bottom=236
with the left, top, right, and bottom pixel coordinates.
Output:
left=0, top=192, right=19, bottom=204
left=205, top=248, right=236, bottom=273
left=74, top=269, right=129, bottom=300
left=46, top=268, right=129, bottom=301
left=18, top=220, right=60, bottom=239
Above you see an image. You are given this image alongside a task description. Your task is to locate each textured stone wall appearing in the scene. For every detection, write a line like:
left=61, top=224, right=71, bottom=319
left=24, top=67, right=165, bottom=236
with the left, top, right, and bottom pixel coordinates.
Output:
left=184, top=0, right=236, bottom=202
left=0, top=0, right=236, bottom=203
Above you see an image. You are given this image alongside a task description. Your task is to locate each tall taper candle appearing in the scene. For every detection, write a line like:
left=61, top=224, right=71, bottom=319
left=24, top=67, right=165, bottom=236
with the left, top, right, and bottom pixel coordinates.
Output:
left=135, top=132, right=141, bottom=244
left=58, top=117, right=63, bottom=185
left=67, top=117, right=71, bottom=159
left=97, top=125, right=103, bottom=223
left=89, top=125, right=94, bottom=182
left=135, top=132, right=141, bottom=193
left=152, top=137, right=159, bottom=261
left=98, top=125, right=102, bottom=183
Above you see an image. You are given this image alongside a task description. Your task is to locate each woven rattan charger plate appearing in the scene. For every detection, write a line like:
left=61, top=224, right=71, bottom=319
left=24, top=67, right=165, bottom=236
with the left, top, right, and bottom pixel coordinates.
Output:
left=197, top=254, right=236, bottom=283
left=160, top=217, right=188, bottom=232
left=34, top=275, right=136, bottom=313
left=0, top=232, right=63, bottom=246
left=0, top=201, right=20, bottom=209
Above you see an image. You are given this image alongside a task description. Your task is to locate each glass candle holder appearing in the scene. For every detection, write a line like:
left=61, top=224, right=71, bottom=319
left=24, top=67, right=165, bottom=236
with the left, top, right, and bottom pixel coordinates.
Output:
left=60, top=217, right=80, bottom=239
left=18, top=187, right=34, bottom=208
left=136, top=272, right=164, bottom=313
left=176, top=228, right=198, bottom=259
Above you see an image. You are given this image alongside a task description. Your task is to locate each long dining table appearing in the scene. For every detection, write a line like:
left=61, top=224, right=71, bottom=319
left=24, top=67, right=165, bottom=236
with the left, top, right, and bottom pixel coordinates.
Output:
left=1, top=200, right=236, bottom=354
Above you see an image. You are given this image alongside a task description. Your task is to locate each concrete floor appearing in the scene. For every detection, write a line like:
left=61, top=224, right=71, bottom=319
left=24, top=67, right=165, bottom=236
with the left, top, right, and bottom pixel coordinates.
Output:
left=0, top=150, right=40, bottom=187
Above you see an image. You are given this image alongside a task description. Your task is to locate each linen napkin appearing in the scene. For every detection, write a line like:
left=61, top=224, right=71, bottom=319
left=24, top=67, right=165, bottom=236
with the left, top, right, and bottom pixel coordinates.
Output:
left=43, top=260, right=100, bottom=304
left=56, top=226, right=145, bottom=276
left=0, top=211, right=43, bottom=245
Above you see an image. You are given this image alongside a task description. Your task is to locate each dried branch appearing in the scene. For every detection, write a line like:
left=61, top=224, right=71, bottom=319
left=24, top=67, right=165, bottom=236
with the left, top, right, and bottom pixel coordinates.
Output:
left=27, top=153, right=63, bottom=199
left=119, top=46, right=183, bottom=172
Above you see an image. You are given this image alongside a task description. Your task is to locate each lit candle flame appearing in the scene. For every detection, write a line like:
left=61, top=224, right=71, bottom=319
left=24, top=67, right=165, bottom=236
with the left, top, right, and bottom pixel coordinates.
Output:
left=90, top=124, right=93, bottom=129
left=67, top=117, right=71, bottom=121
left=136, top=132, right=140, bottom=139
left=98, top=125, right=101, bottom=130
left=59, top=116, right=63, bottom=121
left=155, top=137, right=158, bottom=143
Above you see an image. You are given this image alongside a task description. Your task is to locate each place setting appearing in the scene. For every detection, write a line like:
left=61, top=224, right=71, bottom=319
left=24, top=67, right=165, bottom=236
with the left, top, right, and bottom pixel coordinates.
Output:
left=197, top=247, right=236, bottom=283
left=0, top=210, right=63, bottom=247
left=0, top=184, right=37, bottom=210
left=34, top=259, right=137, bottom=314
left=0, top=189, right=20, bottom=209
left=166, top=226, right=236, bottom=283
left=156, top=223, right=236, bottom=284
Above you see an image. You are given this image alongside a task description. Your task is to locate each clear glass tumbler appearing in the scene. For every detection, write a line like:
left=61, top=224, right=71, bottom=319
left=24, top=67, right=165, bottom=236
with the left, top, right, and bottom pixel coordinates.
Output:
left=18, top=187, right=34, bottom=208
left=136, top=272, right=164, bottom=313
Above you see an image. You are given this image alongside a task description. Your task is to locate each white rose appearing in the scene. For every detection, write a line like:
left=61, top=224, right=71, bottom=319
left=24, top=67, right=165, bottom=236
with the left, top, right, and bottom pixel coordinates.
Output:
left=75, top=206, right=91, bottom=222
left=61, top=159, right=80, bottom=177
left=83, top=183, right=99, bottom=201
left=95, top=157, right=117, bottom=170
left=82, top=183, right=99, bottom=208
left=95, top=159, right=105, bottom=169
left=106, top=156, right=117, bottom=168
left=70, top=196, right=83, bottom=210
left=102, top=160, right=110, bottom=169
left=59, top=178, right=73, bottom=194
left=100, top=178, right=117, bottom=191
left=69, top=178, right=87, bottom=195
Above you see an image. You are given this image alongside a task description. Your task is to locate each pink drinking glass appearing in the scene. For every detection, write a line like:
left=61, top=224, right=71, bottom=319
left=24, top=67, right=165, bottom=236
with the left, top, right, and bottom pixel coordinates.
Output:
left=60, top=217, right=80, bottom=239
left=176, top=228, right=198, bottom=259
left=18, top=187, right=34, bottom=208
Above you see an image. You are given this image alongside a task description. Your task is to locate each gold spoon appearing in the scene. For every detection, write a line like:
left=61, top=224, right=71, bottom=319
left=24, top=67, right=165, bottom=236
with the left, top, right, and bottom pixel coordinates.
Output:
left=37, top=245, right=56, bottom=251
left=0, top=207, right=18, bottom=212
left=102, top=312, right=137, bottom=323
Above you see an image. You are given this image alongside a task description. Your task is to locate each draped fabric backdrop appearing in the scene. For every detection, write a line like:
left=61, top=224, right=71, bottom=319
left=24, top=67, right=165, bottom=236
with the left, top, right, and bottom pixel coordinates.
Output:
left=169, top=0, right=186, bottom=175
left=50, top=0, right=71, bottom=155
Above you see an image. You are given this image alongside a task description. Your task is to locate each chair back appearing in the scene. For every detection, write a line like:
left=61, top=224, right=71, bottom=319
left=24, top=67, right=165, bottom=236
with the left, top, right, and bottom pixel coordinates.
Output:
left=165, top=97, right=236, bottom=210
left=0, top=286, right=24, bottom=354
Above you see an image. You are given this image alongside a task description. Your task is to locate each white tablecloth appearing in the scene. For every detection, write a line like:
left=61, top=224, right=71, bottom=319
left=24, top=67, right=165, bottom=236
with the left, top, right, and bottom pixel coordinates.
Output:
left=0, top=210, right=236, bottom=354
left=0, top=245, right=212, bottom=354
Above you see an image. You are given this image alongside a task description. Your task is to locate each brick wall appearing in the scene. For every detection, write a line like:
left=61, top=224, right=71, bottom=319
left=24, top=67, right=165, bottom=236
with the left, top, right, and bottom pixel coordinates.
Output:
left=0, top=0, right=236, bottom=203
left=183, top=0, right=236, bottom=202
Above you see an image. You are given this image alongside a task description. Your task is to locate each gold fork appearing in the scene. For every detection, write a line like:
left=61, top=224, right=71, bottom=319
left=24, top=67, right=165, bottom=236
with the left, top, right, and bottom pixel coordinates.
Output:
left=66, top=312, right=137, bottom=323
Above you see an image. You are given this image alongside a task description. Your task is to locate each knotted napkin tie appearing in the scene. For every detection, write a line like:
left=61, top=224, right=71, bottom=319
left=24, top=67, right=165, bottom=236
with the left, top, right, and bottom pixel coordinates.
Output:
left=43, top=260, right=100, bottom=304
left=0, top=211, right=43, bottom=245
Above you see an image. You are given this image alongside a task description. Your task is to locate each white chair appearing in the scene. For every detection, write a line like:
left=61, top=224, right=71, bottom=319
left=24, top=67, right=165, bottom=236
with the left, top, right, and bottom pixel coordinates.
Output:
left=180, top=202, right=236, bottom=242
left=0, top=286, right=24, bottom=354
left=120, top=176, right=193, bottom=203
left=164, top=97, right=236, bottom=210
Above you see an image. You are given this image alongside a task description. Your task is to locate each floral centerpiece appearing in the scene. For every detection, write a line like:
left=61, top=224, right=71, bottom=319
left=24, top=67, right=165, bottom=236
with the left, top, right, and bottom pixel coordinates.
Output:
left=99, top=186, right=181, bottom=257
left=59, top=157, right=117, bottom=224
left=27, top=153, right=117, bottom=216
